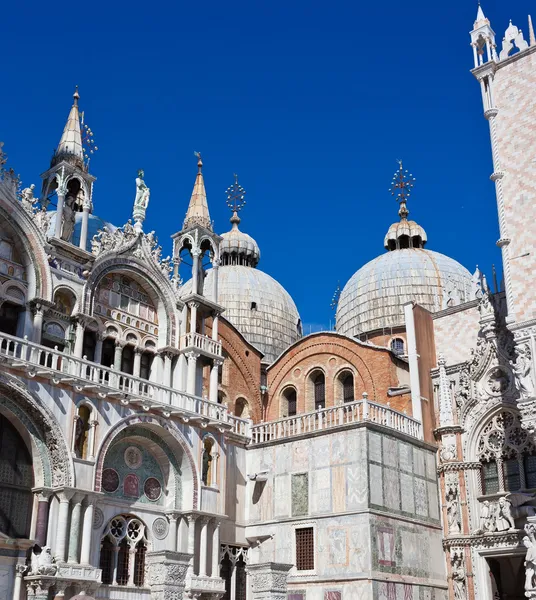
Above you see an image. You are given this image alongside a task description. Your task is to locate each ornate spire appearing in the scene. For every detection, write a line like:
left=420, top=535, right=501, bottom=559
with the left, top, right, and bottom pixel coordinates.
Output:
left=225, top=173, right=247, bottom=228
left=183, top=152, right=212, bottom=231
left=389, top=160, right=415, bottom=221
left=529, top=15, right=536, bottom=46
left=54, top=87, right=84, bottom=167
left=475, top=3, right=488, bottom=27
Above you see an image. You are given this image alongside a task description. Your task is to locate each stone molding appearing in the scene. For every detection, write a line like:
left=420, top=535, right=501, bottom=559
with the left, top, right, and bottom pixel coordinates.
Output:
left=146, top=550, right=192, bottom=600
left=246, top=562, right=293, bottom=600
left=442, top=530, right=522, bottom=550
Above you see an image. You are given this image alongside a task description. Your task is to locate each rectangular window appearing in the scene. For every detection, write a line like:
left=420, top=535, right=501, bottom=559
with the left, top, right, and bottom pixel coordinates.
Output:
left=525, top=455, right=536, bottom=489
left=291, top=473, right=309, bottom=517
left=120, top=295, right=129, bottom=310
left=295, top=527, right=314, bottom=571
left=504, top=458, right=521, bottom=491
left=482, top=460, right=499, bottom=495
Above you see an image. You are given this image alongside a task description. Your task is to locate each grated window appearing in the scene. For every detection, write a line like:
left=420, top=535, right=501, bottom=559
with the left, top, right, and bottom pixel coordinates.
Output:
left=296, top=527, right=314, bottom=570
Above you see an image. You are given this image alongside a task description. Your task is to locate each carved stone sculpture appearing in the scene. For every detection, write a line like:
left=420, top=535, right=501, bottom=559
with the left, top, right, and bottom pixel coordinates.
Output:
left=30, top=546, right=57, bottom=576
left=473, top=500, right=495, bottom=534
left=447, top=491, right=461, bottom=535
left=60, top=195, right=76, bottom=242
left=495, top=497, right=516, bottom=531
left=451, top=552, right=466, bottom=600
left=133, top=170, right=150, bottom=229
left=524, top=535, right=536, bottom=592
left=512, top=343, right=535, bottom=399
left=21, top=184, right=37, bottom=212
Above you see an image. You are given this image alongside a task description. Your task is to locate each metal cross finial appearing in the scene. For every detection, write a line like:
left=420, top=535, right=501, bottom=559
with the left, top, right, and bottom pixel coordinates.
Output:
left=194, top=151, right=203, bottom=173
left=226, top=173, right=247, bottom=213
left=389, top=159, right=415, bottom=219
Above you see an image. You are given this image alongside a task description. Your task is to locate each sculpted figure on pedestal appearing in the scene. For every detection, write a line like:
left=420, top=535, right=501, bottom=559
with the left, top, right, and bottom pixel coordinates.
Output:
left=512, top=344, right=535, bottom=399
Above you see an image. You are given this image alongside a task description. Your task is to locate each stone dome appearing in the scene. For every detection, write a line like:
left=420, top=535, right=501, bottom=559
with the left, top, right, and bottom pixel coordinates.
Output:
left=184, top=265, right=301, bottom=363
left=220, top=214, right=260, bottom=267
left=336, top=247, right=474, bottom=337
left=47, top=211, right=116, bottom=251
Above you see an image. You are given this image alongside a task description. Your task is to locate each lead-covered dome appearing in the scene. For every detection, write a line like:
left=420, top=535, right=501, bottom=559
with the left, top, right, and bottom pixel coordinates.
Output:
left=336, top=162, right=473, bottom=337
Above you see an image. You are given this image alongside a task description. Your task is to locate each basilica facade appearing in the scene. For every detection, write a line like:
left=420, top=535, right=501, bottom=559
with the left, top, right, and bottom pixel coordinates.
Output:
left=0, top=7, right=535, bottom=600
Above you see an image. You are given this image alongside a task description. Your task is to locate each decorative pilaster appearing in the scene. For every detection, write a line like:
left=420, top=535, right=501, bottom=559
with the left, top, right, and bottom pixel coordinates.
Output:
left=146, top=550, right=192, bottom=600
left=246, top=563, right=293, bottom=600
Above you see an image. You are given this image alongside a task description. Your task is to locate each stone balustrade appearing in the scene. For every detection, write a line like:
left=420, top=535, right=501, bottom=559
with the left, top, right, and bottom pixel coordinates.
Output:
left=250, top=397, right=423, bottom=444
left=180, top=331, right=223, bottom=357
left=0, top=331, right=248, bottom=437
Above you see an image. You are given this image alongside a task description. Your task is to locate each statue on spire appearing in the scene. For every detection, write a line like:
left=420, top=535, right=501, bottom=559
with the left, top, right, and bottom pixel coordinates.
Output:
left=133, top=169, right=150, bottom=231
left=389, top=160, right=415, bottom=221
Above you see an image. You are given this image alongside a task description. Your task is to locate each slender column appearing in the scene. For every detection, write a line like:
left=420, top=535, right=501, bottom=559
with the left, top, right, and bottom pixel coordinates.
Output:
left=230, top=561, right=237, bottom=600
left=167, top=513, right=178, bottom=552
left=12, top=565, right=27, bottom=600
left=127, top=543, right=137, bottom=586
left=209, top=359, right=222, bottom=404
left=32, top=305, right=44, bottom=345
left=133, top=347, right=142, bottom=378
left=88, top=419, right=98, bottom=460
left=34, top=489, right=52, bottom=547
left=199, top=517, right=209, bottom=576
left=211, top=519, right=220, bottom=577
left=178, top=516, right=188, bottom=552
left=79, top=201, right=91, bottom=250
left=177, top=353, right=188, bottom=392
left=94, top=333, right=104, bottom=364
left=163, top=352, right=173, bottom=387
left=54, top=490, right=74, bottom=562
left=114, top=340, right=123, bottom=370
left=111, top=546, right=120, bottom=584
left=55, top=191, right=66, bottom=239
left=186, top=351, right=199, bottom=396
left=212, top=315, right=219, bottom=340
left=192, top=250, right=201, bottom=295
left=46, top=495, right=59, bottom=553
left=186, top=514, right=198, bottom=576
left=80, top=498, right=95, bottom=564
left=68, top=494, right=84, bottom=563
left=189, top=302, right=199, bottom=334
left=212, top=258, right=220, bottom=303
left=73, top=321, right=85, bottom=359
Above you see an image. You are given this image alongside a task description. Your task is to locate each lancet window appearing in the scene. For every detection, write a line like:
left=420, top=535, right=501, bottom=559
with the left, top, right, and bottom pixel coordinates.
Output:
left=477, top=411, right=536, bottom=494
left=99, top=515, right=147, bottom=587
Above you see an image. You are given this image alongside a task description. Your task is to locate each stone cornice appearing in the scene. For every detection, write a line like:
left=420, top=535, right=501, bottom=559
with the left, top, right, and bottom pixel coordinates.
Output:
left=434, top=425, right=464, bottom=437
left=442, top=530, right=522, bottom=550
left=437, top=462, right=481, bottom=473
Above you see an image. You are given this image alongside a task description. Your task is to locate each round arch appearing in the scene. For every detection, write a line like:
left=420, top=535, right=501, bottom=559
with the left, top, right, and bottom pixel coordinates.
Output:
left=94, top=414, right=199, bottom=510
left=0, top=372, right=74, bottom=488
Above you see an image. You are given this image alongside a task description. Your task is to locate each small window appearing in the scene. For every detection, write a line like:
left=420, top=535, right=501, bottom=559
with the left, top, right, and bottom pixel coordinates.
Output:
left=342, top=373, right=354, bottom=403
left=482, top=460, right=500, bottom=495
left=282, top=388, right=297, bottom=417
left=251, top=302, right=257, bottom=311
left=504, top=458, right=521, bottom=492
left=313, top=373, right=325, bottom=409
left=295, top=527, right=314, bottom=571
left=525, top=455, right=536, bottom=489
left=390, top=338, right=404, bottom=356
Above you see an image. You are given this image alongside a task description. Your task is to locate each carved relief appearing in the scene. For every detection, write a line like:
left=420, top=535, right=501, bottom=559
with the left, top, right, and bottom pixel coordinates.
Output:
left=450, top=550, right=467, bottom=600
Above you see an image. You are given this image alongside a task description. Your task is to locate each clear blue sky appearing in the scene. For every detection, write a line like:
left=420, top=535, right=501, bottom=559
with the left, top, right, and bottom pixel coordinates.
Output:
left=2, top=0, right=528, bottom=331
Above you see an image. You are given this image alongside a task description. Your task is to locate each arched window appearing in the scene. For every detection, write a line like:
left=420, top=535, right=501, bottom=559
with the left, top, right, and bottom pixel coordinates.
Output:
left=140, top=351, right=153, bottom=380
left=342, top=373, right=354, bottom=403
left=202, top=437, right=216, bottom=486
left=121, top=345, right=135, bottom=375
left=235, top=398, right=250, bottom=419
left=73, top=404, right=92, bottom=459
left=313, top=372, right=325, bottom=409
left=0, top=414, right=33, bottom=538
left=390, top=338, right=405, bottom=356
left=478, top=411, right=536, bottom=494
left=281, top=387, right=297, bottom=418
left=99, top=515, right=147, bottom=587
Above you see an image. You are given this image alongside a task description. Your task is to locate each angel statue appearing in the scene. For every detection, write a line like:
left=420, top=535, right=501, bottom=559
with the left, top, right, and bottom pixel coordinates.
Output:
left=512, top=344, right=535, bottom=400
left=133, top=169, right=150, bottom=229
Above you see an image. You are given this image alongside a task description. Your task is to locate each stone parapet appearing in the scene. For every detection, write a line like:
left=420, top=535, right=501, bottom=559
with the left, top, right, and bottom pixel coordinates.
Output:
left=146, top=550, right=192, bottom=600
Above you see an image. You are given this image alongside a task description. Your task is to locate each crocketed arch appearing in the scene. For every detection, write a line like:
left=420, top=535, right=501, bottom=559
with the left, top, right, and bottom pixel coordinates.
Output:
left=0, top=202, right=53, bottom=301
left=94, top=414, right=199, bottom=510
left=82, top=258, right=179, bottom=347
left=0, top=372, right=74, bottom=488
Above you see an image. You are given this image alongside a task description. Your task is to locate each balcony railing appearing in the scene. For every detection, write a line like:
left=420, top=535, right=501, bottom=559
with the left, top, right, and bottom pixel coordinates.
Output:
left=250, top=397, right=422, bottom=444
left=0, top=331, right=248, bottom=438
left=180, top=332, right=222, bottom=357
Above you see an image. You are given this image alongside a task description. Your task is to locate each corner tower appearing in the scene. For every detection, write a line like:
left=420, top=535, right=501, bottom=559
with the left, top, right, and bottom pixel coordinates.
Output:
left=470, top=7, right=536, bottom=325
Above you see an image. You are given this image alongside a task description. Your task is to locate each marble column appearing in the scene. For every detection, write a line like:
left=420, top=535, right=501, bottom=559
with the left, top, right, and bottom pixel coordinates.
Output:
left=189, top=302, right=199, bottom=334
left=211, top=519, right=220, bottom=577
left=73, top=321, right=85, bottom=359
left=133, top=347, right=142, bottom=378
left=167, top=513, right=179, bottom=552
left=177, top=353, right=188, bottom=392
left=94, top=334, right=104, bottom=364
left=54, top=489, right=74, bottom=562
left=163, top=352, right=173, bottom=387
left=192, top=250, right=201, bottom=296
left=114, top=340, right=123, bottom=371
left=55, top=191, right=66, bottom=239
left=230, top=560, right=237, bottom=600
left=127, top=543, right=137, bottom=586
left=79, top=201, right=91, bottom=250
left=198, top=517, right=209, bottom=576
left=80, top=498, right=95, bottom=564
left=212, top=315, right=219, bottom=340
left=12, top=564, right=27, bottom=600
left=186, top=351, right=199, bottom=396
left=246, top=563, right=293, bottom=600
left=68, top=494, right=84, bottom=563
left=186, top=514, right=197, bottom=577
left=34, top=489, right=52, bottom=547
left=212, top=259, right=220, bottom=303
left=209, top=359, right=222, bottom=404
left=32, top=305, right=44, bottom=345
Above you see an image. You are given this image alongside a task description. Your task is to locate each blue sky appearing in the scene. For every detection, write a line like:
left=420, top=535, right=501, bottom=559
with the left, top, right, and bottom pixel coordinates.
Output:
left=1, top=0, right=529, bottom=331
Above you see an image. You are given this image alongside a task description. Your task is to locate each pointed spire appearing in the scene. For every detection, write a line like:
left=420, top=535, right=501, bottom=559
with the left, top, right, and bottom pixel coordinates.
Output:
left=529, top=15, right=536, bottom=46
left=475, top=3, right=487, bottom=26
left=55, top=87, right=84, bottom=162
left=183, top=152, right=212, bottom=231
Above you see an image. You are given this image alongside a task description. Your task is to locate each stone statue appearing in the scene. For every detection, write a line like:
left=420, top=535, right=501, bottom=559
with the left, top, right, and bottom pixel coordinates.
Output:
left=21, top=184, right=37, bottom=212
left=447, top=491, right=461, bottom=534
left=60, top=194, right=76, bottom=242
left=133, top=170, right=150, bottom=229
left=74, top=416, right=86, bottom=457
left=474, top=500, right=495, bottom=534
left=524, top=536, right=536, bottom=592
left=30, top=546, right=57, bottom=576
left=202, top=448, right=212, bottom=485
left=451, top=553, right=466, bottom=600
left=512, top=344, right=535, bottom=399
left=495, top=497, right=516, bottom=531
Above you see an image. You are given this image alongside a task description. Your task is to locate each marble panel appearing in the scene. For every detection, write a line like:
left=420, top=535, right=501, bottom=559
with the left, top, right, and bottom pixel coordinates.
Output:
left=349, top=522, right=370, bottom=573
left=425, top=452, right=436, bottom=481
left=0, top=567, right=12, bottom=600
left=377, top=526, right=396, bottom=566
left=275, top=444, right=291, bottom=475
left=312, top=468, right=332, bottom=513
left=313, top=436, right=331, bottom=469
left=328, top=527, right=348, bottom=566
left=275, top=474, right=290, bottom=518
left=332, top=466, right=346, bottom=513
left=400, top=472, right=415, bottom=514
left=347, top=464, right=367, bottom=510
left=289, top=594, right=305, bottom=600
left=369, top=464, right=383, bottom=506
left=324, top=592, right=341, bottom=600
left=345, top=582, right=372, bottom=600
left=331, top=432, right=346, bottom=465
left=382, top=436, right=398, bottom=469
left=292, top=439, right=310, bottom=471
left=399, top=443, right=412, bottom=473
left=378, top=582, right=396, bottom=600
left=414, top=478, right=428, bottom=517
left=276, top=525, right=292, bottom=564
left=427, top=481, right=439, bottom=521
left=401, top=530, right=420, bottom=569
left=369, top=431, right=382, bottom=463
left=347, top=429, right=364, bottom=462
left=261, top=446, right=275, bottom=472
left=413, top=448, right=425, bottom=477
left=383, top=468, right=400, bottom=511
left=291, top=473, right=309, bottom=517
